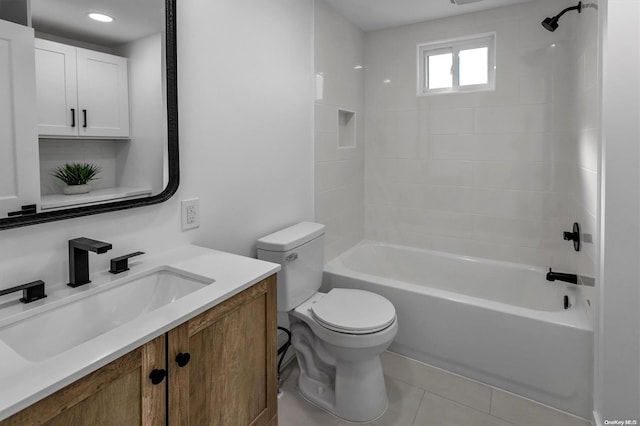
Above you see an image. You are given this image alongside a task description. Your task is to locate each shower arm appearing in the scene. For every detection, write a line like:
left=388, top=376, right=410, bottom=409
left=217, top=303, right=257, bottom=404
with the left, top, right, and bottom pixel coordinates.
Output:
left=553, top=2, right=582, bottom=21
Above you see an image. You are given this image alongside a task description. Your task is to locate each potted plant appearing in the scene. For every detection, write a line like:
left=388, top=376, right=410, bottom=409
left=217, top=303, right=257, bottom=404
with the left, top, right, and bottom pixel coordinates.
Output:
left=53, top=163, right=101, bottom=195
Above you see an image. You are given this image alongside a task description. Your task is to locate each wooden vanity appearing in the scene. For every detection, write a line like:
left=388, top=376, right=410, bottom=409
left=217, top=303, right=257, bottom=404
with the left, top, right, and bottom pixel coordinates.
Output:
left=0, top=275, right=277, bottom=426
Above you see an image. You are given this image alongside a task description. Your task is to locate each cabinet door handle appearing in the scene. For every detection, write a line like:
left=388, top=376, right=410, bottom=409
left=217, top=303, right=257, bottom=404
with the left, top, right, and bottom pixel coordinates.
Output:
left=70, top=108, right=76, bottom=128
left=149, top=368, right=167, bottom=385
left=82, top=109, right=87, bottom=128
left=175, top=352, right=191, bottom=367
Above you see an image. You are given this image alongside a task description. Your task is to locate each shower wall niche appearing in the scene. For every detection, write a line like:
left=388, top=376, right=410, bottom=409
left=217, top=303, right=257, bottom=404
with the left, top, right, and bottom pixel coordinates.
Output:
left=338, top=109, right=356, bottom=148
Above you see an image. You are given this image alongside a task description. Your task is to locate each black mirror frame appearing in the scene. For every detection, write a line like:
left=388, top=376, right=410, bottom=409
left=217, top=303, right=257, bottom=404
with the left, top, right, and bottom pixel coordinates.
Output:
left=0, top=0, right=179, bottom=231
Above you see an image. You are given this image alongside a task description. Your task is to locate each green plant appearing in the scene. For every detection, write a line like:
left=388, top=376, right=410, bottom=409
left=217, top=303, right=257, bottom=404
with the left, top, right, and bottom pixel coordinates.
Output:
left=52, top=163, right=101, bottom=186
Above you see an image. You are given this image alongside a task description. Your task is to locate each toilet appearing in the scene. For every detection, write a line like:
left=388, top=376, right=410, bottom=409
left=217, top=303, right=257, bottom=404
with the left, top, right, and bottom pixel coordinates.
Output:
left=257, top=222, right=398, bottom=423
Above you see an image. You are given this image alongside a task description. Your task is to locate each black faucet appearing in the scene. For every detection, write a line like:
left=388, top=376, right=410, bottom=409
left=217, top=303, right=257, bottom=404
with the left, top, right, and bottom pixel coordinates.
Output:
left=546, top=268, right=578, bottom=284
left=68, top=237, right=113, bottom=287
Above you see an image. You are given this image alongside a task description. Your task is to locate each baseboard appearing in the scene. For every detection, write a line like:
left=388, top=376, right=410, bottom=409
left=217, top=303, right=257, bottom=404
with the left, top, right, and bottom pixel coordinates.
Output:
left=593, top=410, right=603, bottom=426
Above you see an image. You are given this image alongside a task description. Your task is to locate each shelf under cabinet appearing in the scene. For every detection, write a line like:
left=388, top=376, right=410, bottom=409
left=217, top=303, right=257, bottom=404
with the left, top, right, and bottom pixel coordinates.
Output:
left=40, top=187, right=152, bottom=211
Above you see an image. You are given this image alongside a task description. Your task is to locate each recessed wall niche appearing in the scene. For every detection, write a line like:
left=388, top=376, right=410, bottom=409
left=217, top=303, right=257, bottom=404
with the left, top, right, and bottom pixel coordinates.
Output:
left=337, top=108, right=356, bottom=148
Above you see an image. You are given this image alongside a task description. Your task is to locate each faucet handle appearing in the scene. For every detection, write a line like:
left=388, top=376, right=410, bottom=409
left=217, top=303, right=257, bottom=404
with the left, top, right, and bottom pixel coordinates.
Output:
left=562, top=222, right=581, bottom=251
left=0, top=280, right=47, bottom=304
left=109, top=251, right=145, bottom=274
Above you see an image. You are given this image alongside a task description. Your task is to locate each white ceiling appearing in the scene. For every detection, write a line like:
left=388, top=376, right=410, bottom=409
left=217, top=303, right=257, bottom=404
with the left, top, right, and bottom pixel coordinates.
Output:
left=29, top=0, right=535, bottom=46
left=321, top=0, right=534, bottom=32
left=30, top=0, right=164, bottom=47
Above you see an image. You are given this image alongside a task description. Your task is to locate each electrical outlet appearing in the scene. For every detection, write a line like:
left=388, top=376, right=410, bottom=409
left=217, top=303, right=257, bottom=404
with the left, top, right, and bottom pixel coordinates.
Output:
left=181, top=198, right=200, bottom=230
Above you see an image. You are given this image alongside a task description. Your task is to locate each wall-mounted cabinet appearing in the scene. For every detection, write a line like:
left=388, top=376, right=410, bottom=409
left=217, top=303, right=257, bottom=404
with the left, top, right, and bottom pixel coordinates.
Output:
left=0, top=20, right=40, bottom=217
left=35, top=39, right=130, bottom=139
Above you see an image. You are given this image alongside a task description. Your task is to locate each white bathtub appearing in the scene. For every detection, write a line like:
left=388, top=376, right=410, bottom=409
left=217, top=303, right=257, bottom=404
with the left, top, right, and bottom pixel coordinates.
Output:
left=323, top=241, right=593, bottom=418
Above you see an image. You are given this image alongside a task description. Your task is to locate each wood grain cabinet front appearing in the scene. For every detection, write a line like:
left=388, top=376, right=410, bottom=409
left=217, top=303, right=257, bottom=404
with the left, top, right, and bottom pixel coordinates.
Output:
left=1, top=335, right=166, bottom=426
left=0, top=275, right=278, bottom=426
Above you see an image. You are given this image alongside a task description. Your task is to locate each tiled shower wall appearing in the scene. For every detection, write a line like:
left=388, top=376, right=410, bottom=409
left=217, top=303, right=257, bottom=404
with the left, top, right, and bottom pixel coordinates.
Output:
left=363, top=0, right=585, bottom=268
left=566, top=0, right=599, bottom=312
left=314, top=0, right=365, bottom=262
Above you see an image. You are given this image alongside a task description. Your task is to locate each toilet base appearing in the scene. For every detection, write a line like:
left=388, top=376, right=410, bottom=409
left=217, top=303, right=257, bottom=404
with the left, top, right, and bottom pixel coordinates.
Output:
left=290, top=320, right=390, bottom=422
left=297, top=356, right=389, bottom=423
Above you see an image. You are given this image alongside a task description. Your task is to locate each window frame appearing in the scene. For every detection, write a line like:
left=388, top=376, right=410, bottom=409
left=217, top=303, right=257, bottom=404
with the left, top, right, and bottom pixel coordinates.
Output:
left=417, top=32, right=496, bottom=96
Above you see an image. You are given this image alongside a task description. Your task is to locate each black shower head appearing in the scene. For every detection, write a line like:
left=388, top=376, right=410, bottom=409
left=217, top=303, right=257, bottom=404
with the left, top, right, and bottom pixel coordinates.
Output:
left=541, top=1, right=582, bottom=32
left=541, top=16, right=559, bottom=32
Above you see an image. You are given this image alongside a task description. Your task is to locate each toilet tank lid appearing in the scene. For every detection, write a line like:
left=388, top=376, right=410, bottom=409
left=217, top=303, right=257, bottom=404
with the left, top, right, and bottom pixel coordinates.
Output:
left=256, top=222, right=325, bottom=252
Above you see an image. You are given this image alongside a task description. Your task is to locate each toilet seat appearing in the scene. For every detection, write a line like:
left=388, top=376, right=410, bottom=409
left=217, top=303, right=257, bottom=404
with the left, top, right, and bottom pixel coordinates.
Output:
left=310, top=289, right=396, bottom=335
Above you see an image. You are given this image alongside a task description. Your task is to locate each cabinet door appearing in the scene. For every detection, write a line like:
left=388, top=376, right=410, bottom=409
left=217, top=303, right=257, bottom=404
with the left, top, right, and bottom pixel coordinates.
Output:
left=169, top=276, right=278, bottom=426
left=34, top=38, right=78, bottom=137
left=0, top=20, right=40, bottom=216
left=76, top=48, right=130, bottom=138
left=0, top=335, right=166, bottom=426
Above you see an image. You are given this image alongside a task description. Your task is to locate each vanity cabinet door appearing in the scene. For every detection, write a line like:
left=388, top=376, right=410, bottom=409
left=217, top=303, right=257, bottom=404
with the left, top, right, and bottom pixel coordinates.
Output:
left=34, top=38, right=78, bottom=137
left=76, top=48, right=130, bottom=138
left=168, top=275, right=278, bottom=426
left=0, top=335, right=166, bottom=426
left=0, top=20, right=40, bottom=216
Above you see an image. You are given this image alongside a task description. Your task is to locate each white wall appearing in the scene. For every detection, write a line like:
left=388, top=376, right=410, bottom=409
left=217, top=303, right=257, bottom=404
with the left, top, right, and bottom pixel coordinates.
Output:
left=363, top=0, right=580, bottom=268
left=0, top=0, right=314, bottom=297
left=116, top=33, right=165, bottom=195
left=314, top=0, right=365, bottom=262
left=596, top=0, right=640, bottom=422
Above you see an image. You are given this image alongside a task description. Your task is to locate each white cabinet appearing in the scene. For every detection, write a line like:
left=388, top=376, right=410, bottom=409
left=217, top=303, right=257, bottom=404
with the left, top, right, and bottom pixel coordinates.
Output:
left=0, top=19, right=40, bottom=216
left=35, top=39, right=130, bottom=138
left=75, top=48, right=130, bottom=138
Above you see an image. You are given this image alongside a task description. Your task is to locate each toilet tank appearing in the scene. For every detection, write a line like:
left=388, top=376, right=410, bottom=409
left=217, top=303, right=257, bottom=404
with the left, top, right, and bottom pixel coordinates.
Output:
left=256, top=222, right=325, bottom=312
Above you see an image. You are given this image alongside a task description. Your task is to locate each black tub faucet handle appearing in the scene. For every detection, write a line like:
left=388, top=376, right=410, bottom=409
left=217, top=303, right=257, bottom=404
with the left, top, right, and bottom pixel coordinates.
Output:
left=563, top=222, right=581, bottom=251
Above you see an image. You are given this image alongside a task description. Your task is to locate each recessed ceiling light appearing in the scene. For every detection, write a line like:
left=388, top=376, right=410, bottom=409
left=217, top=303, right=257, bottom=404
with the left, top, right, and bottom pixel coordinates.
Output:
left=88, top=13, right=113, bottom=23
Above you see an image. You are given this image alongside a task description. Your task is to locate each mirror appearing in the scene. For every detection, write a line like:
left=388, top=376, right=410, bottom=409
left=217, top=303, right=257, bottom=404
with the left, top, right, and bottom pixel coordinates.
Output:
left=0, top=0, right=178, bottom=230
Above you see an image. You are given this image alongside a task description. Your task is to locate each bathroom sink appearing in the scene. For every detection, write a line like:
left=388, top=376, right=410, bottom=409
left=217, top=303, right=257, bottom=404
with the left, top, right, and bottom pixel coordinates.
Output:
left=0, top=267, right=214, bottom=362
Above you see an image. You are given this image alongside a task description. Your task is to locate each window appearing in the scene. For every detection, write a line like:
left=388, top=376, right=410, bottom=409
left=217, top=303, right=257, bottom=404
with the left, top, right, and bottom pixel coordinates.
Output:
left=417, top=33, right=495, bottom=96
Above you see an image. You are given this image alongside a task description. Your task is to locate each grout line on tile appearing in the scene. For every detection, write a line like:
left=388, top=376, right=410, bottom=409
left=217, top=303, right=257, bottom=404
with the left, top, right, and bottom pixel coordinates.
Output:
left=488, top=387, right=592, bottom=425
left=384, top=373, right=494, bottom=419
left=409, top=391, right=428, bottom=426
left=383, top=352, right=592, bottom=424
left=384, top=351, right=493, bottom=390
left=420, top=390, right=519, bottom=426
left=489, top=386, right=494, bottom=417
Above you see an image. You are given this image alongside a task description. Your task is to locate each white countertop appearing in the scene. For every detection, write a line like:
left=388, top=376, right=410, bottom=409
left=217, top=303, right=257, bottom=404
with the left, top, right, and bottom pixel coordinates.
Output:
left=0, top=245, right=280, bottom=420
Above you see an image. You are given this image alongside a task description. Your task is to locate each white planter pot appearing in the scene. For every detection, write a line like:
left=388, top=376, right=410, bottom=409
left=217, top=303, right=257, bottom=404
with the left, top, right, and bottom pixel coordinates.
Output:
left=63, top=184, right=91, bottom=195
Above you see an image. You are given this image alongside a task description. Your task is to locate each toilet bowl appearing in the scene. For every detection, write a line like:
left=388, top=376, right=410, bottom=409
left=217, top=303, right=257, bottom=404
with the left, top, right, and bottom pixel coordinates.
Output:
left=256, top=222, right=398, bottom=422
left=290, top=290, right=398, bottom=421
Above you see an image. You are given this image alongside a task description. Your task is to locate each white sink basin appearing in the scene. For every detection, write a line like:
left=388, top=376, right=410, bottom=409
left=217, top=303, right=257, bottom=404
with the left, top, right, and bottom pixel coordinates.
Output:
left=0, top=267, right=214, bottom=362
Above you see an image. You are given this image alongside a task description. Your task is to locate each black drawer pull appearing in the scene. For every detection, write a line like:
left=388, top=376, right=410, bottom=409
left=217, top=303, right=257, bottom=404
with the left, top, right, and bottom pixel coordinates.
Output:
left=82, top=109, right=87, bottom=128
left=149, top=369, right=167, bottom=385
left=176, top=352, right=191, bottom=367
left=71, top=108, right=76, bottom=127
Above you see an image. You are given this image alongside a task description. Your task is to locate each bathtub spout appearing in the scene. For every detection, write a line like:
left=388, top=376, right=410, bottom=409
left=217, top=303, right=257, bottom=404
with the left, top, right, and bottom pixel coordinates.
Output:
left=546, top=268, right=578, bottom=284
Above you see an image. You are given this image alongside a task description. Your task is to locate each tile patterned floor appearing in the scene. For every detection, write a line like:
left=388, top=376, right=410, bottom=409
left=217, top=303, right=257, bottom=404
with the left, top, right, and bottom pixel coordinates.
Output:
left=278, top=351, right=592, bottom=426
